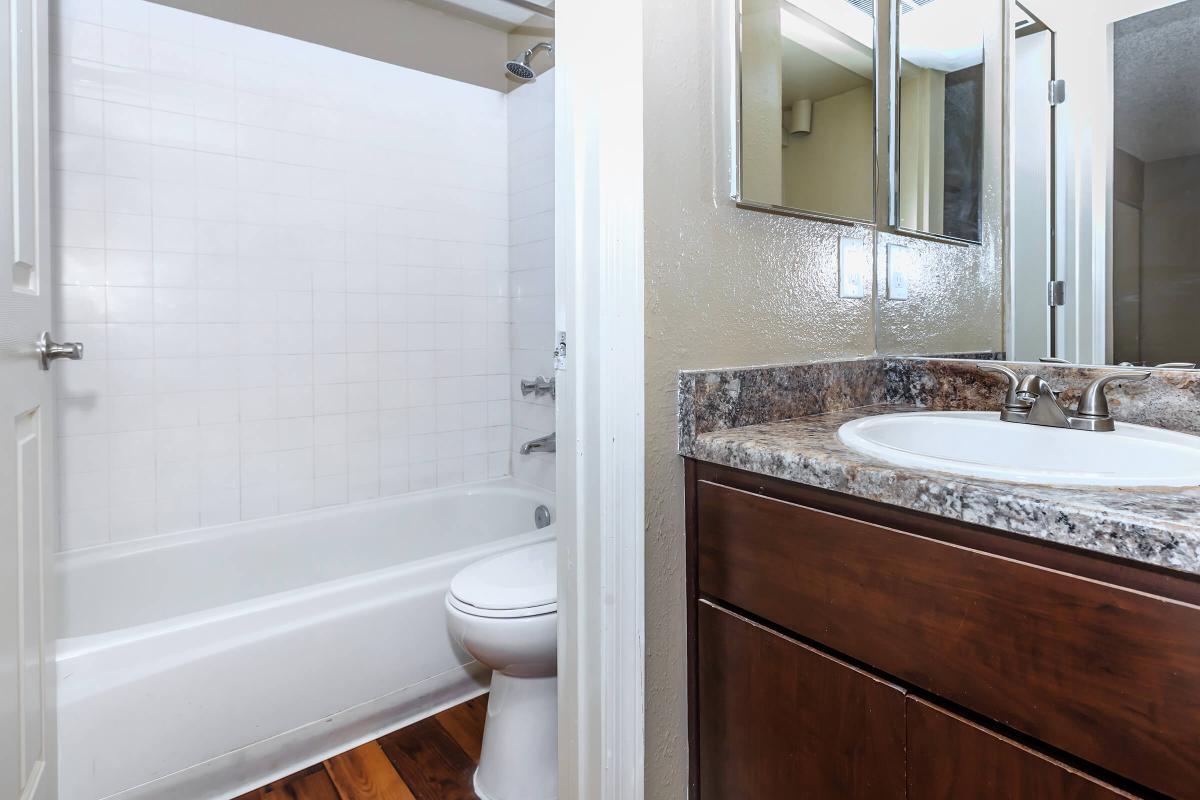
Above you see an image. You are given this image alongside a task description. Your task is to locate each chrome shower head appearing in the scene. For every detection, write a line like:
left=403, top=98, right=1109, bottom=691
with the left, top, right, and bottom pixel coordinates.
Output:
left=505, top=59, right=537, bottom=81
left=505, top=41, right=553, bottom=82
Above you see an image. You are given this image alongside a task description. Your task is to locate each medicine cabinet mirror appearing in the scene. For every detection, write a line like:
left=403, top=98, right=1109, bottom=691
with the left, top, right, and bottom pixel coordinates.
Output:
left=893, top=0, right=987, bottom=243
left=1009, top=0, right=1200, bottom=367
left=734, top=0, right=878, bottom=223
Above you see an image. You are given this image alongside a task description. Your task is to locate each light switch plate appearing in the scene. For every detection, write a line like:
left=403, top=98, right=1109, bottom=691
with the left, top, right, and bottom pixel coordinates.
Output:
left=886, top=243, right=911, bottom=301
left=838, top=236, right=868, bottom=299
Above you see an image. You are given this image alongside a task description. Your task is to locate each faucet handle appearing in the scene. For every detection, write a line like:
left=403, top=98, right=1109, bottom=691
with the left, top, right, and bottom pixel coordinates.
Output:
left=979, top=364, right=1028, bottom=410
left=521, top=375, right=556, bottom=399
left=1075, top=370, right=1150, bottom=419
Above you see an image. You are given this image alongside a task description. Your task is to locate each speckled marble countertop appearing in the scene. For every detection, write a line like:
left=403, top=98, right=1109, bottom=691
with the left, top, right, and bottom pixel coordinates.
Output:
left=680, top=358, right=1200, bottom=577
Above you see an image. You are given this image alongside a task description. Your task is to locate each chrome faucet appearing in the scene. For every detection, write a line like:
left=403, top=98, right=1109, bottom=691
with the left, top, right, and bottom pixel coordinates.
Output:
left=520, top=432, right=556, bottom=455
left=980, top=364, right=1150, bottom=432
left=521, top=376, right=556, bottom=399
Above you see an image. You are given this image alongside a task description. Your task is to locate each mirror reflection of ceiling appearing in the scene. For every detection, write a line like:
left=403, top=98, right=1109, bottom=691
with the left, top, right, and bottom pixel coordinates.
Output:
left=779, top=0, right=984, bottom=99
left=780, top=1, right=873, bottom=103
left=1114, top=0, right=1200, bottom=163
left=898, top=0, right=985, bottom=72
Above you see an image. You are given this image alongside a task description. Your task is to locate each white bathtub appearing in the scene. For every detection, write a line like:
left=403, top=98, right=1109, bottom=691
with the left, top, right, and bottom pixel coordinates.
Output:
left=55, top=478, right=554, bottom=800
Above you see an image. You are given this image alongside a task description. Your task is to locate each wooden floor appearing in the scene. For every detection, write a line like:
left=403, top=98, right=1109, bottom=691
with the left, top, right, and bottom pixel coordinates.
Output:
left=235, top=695, right=488, bottom=800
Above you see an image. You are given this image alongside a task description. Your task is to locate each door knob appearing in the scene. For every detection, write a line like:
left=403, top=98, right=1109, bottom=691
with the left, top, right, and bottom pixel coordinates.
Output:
left=37, top=332, right=83, bottom=371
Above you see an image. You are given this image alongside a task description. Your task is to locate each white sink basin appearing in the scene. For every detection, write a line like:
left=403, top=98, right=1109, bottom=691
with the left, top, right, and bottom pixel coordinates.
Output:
left=838, top=411, right=1200, bottom=487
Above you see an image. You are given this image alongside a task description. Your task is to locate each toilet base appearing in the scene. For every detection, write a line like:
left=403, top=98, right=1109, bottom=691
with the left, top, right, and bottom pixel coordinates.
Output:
left=474, top=671, right=558, bottom=800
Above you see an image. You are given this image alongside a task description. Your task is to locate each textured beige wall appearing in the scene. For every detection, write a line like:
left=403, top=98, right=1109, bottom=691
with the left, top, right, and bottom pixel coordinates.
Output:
left=878, top=0, right=1004, bottom=357
left=642, top=0, right=876, bottom=796
left=874, top=229, right=1000, bottom=356
left=146, top=0, right=515, bottom=91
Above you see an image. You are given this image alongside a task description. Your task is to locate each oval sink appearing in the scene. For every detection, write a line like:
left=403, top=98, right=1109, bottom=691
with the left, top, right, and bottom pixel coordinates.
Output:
left=838, top=411, right=1200, bottom=487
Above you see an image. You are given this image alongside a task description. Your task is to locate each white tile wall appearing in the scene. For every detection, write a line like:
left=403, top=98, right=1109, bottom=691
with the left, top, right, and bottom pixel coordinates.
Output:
left=51, top=0, right=514, bottom=550
left=507, top=72, right=555, bottom=492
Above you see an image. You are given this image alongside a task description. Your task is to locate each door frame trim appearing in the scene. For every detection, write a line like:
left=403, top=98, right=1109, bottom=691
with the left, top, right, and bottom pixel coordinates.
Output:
left=554, top=1, right=647, bottom=798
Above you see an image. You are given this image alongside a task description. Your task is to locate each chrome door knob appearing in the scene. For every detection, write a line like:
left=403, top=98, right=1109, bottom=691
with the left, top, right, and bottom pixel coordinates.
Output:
left=37, top=332, right=83, bottom=371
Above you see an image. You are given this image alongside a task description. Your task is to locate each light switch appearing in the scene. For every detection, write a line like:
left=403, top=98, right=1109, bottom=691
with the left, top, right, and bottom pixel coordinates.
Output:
left=886, top=243, right=912, bottom=301
left=838, top=236, right=868, bottom=299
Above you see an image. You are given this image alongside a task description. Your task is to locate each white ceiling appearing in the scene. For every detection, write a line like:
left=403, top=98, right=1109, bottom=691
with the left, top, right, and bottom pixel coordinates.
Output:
left=1114, top=0, right=1200, bottom=162
left=781, top=39, right=870, bottom=104
left=898, top=0, right=984, bottom=73
left=779, top=1, right=873, bottom=103
left=408, top=0, right=552, bottom=32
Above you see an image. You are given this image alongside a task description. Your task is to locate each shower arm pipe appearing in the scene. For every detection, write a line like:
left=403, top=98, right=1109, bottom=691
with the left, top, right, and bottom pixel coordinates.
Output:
left=498, top=0, right=554, bottom=19
left=525, top=41, right=554, bottom=60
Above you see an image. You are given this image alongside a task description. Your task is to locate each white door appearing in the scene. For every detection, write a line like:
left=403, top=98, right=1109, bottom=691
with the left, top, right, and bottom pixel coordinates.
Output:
left=1011, top=27, right=1054, bottom=361
left=0, top=0, right=57, bottom=798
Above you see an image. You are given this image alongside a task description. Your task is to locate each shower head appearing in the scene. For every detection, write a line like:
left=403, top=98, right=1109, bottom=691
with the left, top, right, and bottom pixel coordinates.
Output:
left=505, top=41, right=553, bottom=82
left=505, top=59, right=537, bottom=81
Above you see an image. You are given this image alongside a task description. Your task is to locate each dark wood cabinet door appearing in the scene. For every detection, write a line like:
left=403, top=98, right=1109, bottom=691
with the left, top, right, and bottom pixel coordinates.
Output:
left=697, top=601, right=905, bottom=800
left=697, top=479, right=1200, bottom=798
left=907, top=697, right=1139, bottom=800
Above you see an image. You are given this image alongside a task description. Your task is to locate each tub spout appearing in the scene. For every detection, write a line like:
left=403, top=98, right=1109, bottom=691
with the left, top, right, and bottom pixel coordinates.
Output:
left=520, top=432, right=556, bottom=455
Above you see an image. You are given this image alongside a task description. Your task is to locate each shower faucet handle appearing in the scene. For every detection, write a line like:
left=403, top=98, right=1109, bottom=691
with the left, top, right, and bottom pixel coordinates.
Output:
left=521, top=375, right=556, bottom=399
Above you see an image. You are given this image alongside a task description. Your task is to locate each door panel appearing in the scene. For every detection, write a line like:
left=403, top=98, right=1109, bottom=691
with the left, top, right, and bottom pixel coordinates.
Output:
left=18, top=409, right=46, bottom=788
left=907, top=697, right=1136, bottom=799
left=697, top=600, right=906, bottom=800
left=1011, top=26, right=1054, bottom=361
left=0, top=0, right=56, bottom=797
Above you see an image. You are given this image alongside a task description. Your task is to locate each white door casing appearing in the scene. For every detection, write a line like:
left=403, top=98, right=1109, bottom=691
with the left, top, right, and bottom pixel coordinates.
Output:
left=0, top=0, right=56, bottom=798
left=555, top=0, right=646, bottom=797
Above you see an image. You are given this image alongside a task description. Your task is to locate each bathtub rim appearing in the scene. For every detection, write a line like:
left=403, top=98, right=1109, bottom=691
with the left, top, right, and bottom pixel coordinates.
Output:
left=57, top=525, right=556, bottom=663
left=56, top=475, right=554, bottom=569
left=56, top=476, right=556, bottom=659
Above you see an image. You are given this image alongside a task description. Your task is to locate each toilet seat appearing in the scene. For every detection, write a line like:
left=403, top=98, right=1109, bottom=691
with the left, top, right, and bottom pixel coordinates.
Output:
left=447, top=594, right=556, bottom=619
left=449, top=540, right=557, bottom=619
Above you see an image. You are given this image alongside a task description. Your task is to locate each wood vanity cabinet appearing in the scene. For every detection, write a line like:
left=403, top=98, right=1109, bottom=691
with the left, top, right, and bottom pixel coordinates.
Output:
left=685, top=460, right=1200, bottom=800
left=698, top=601, right=906, bottom=800
left=905, top=697, right=1134, bottom=799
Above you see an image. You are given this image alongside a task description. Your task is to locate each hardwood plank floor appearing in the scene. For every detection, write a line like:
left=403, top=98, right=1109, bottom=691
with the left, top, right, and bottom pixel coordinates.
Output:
left=236, top=694, right=487, bottom=800
left=435, top=698, right=487, bottom=762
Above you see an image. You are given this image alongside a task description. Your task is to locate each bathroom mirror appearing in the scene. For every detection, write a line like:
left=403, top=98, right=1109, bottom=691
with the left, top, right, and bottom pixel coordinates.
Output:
left=893, top=0, right=987, bottom=243
left=735, top=0, right=877, bottom=222
left=1007, top=0, right=1200, bottom=367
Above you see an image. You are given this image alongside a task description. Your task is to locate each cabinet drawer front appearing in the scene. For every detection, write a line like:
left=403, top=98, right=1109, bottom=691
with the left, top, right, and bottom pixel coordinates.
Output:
left=907, top=697, right=1137, bottom=800
left=698, top=601, right=906, bottom=800
left=697, top=480, right=1200, bottom=799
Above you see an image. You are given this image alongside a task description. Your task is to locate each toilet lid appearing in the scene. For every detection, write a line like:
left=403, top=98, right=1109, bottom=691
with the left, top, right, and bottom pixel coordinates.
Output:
left=450, top=540, right=557, bottom=613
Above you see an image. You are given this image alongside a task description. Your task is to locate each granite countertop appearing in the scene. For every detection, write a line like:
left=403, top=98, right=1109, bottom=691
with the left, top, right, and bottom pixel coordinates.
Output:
left=680, top=359, right=1200, bottom=577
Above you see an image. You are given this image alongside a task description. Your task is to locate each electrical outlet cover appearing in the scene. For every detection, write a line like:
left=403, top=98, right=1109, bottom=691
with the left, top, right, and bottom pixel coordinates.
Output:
left=886, top=243, right=911, bottom=300
left=838, top=237, right=868, bottom=299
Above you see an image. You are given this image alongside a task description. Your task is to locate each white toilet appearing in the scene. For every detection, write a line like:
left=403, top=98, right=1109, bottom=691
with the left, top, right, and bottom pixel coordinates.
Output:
left=445, top=539, right=557, bottom=800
